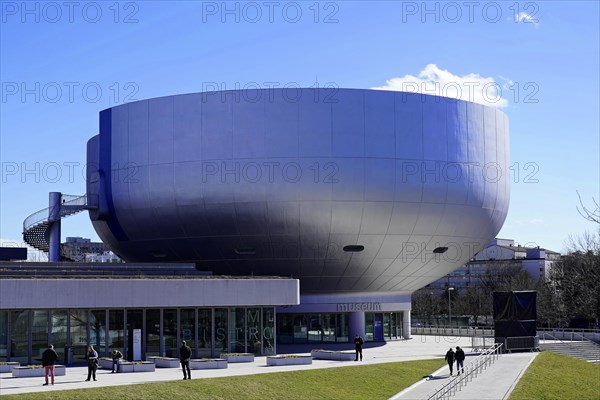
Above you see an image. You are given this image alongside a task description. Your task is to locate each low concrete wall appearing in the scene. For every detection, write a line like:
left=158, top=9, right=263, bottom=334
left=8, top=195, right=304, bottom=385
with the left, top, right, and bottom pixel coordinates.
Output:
left=147, top=357, right=180, bottom=368
left=189, top=359, right=227, bottom=369
left=267, top=355, right=312, bottom=366
left=12, top=365, right=66, bottom=377
left=220, top=354, right=254, bottom=363
left=0, top=362, right=19, bottom=373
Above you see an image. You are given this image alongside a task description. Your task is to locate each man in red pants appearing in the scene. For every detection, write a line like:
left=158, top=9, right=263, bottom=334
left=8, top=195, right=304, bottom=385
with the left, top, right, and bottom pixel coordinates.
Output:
left=42, top=345, right=59, bottom=386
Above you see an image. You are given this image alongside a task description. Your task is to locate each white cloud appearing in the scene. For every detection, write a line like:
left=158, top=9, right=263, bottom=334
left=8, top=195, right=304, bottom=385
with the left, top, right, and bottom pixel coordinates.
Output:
left=498, top=75, right=515, bottom=91
left=372, top=64, right=509, bottom=108
left=514, top=12, right=539, bottom=28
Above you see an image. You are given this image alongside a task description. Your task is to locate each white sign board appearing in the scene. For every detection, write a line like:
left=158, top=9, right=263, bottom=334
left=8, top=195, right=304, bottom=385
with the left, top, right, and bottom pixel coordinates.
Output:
left=133, top=329, right=142, bottom=361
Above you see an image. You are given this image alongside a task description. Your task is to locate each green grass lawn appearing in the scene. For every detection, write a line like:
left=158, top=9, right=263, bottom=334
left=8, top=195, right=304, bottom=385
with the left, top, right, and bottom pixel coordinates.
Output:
left=509, top=351, right=600, bottom=400
left=4, top=359, right=445, bottom=400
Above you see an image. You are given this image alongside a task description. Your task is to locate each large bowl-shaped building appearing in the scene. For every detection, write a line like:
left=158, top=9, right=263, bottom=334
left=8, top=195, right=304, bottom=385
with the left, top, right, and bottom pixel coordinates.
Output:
left=87, top=89, right=509, bottom=299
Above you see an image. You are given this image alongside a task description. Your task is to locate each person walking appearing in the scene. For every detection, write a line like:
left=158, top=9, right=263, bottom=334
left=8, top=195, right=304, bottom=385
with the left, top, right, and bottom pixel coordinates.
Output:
left=455, top=346, right=465, bottom=375
left=179, top=340, right=192, bottom=380
left=111, top=349, right=123, bottom=373
left=85, top=345, right=98, bottom=381
left=354, top=334, right=363, bottom=361
left=445, top=348, right=455, bottom=376
left=41, top=344, right=59, bottom=386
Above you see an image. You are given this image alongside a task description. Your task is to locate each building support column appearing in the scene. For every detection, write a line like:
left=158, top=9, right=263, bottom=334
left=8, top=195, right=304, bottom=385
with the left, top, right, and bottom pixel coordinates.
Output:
left=403, top=310, right=411, bottom=339
left=349, top=311, right=365, bottom=341
left=48, top=192, right=62, bottom=262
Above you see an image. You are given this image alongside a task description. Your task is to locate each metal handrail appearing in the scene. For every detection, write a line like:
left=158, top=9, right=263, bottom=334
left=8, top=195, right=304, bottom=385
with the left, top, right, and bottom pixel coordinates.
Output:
left=538, top=327, right=600, bottom=337
left=412, top=326, right=495, bottom=337
left=414, top=326, right=600, bottom=339
left=540, top=331, right=600, bottom=347
left=539, top=331, right=600, bottom=363
left=427, top=343, right=503, bottom=400
left=23, top=194, right=97, bottom=231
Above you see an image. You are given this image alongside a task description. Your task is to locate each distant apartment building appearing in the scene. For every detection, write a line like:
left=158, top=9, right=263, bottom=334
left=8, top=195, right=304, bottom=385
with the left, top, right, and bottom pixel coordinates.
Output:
left=84, top=251, right=122, bottom=263
left=427, top=238, right=561, bottom=289
left=60, top=237, right=121, bottom=263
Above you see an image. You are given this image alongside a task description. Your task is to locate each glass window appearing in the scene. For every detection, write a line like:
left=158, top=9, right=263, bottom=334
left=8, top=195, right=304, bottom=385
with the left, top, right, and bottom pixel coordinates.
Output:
left=229, top=308, right=245, bottom=353
left=11, top=310, right=29, bottom=364
left=89, top=310, right=106, bottom=357
left=397, top=312, right=404, bottom=338
left=336, top=314, right=348, bottom=342
left=384, top=313, right=391, bottom=338
left=246, top=308, right=261, bottom=354
left=180, top=309, right=195, bottom=357
left=214, top=308, right=228, bottom=354
left=126, top=310, right=143, bottom=361
left=163, top=309, right=178, bottom=357
left=322, top=314, right=336, bottom=342
left=51, top=310, right=68, bottom=364
left=32, top=310, right=49, bottom=364
left=307, top=315, right=322, bottom=343
left=277, top=313, right=350, bottom=344
left=365, top=313, right=374, bottom=341
left=198, top=309, right=211, bottom=358
left=0, top=311, right=7, bottom=360
left=145, top=309, right=160, bottom=357
left=277, top=314, right=294, bottom=344
left=293, top=314, right=307, bottom=343
left=262, top=308, right=275, bottom=355
left=70, top=310, right=88, bottom=364
left=108, top=310, right=124, bottom=357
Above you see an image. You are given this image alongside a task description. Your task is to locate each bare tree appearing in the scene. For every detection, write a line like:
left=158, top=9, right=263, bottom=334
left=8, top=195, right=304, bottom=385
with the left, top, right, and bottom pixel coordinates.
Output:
left=535, top=279, right=563, bottom=327
left=478, top=262, right=535, bottom=292
left=458, top=286, right=488, bottom=325
left=535, top=193, right=600, bottom=328
left=576, top=191, right=600, bottom=224
left=565, top=230, right=600, bottom=254
left=545, top=230, right=600, bottom=328
left=411, top=287, right=443, bottom=326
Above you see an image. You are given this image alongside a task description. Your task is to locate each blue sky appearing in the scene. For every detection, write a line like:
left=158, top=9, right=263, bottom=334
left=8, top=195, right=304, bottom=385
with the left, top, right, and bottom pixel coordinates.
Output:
left=1, top=0, right=598, bottom=258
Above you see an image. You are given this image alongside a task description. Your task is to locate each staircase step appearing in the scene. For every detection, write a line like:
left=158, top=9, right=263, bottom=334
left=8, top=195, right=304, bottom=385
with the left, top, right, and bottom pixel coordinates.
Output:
left=540, top=341, right=600, bottom=364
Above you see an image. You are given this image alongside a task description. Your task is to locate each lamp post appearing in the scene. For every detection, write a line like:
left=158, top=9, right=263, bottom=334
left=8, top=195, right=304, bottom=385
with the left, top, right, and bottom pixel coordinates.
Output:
left=448, top=287, right=454, bottom=327
left=430, top=292, right=434, bottom=327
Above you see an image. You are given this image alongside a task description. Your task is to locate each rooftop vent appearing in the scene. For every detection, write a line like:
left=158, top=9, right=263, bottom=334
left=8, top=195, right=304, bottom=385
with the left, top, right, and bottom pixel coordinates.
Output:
left=343, top=245, right=364, bottom=252
left=433, top=247, right=448, bottom=254
left=234, top=247, right=256, bottom=255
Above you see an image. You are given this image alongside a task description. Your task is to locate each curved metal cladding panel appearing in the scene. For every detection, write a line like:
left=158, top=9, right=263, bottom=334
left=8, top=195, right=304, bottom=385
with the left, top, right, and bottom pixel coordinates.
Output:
left=87, top=89, right=510, bottom=295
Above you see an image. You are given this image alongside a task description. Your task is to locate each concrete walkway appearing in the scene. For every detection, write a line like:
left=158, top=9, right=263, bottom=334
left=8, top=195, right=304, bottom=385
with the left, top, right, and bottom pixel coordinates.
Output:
left=391, top=352, right=538, bottom=400
left=0, top=335, right=535, bottom=398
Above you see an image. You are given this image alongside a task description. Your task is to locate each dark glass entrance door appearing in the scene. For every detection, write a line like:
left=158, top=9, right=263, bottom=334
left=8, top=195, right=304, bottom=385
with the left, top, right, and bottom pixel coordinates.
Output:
left=374, top=313, right=384, bottom=341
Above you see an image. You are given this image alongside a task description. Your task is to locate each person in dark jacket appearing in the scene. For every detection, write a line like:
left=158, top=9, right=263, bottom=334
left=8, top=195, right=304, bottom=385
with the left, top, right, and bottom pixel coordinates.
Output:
left=111, top=349, right=123, bottom=373
left=455, top=346, right=466, bottom=375
left=354, top=334, right=364, bottom=361
left=41, top=345, right=59, bottom=386
left=85, top=345, right=98, bottom=381
left=180, top=340, right=192, bottom=380
left=445, top=348, right=455, bottom=375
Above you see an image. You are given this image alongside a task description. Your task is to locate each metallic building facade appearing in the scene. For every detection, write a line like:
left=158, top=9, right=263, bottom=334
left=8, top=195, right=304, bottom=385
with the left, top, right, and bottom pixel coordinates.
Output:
left=87, top=88, right=510, bottom=297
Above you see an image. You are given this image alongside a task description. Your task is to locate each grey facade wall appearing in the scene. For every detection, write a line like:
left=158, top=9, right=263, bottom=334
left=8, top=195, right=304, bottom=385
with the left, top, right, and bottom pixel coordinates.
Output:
left=0, top=278, right=299, bottom=309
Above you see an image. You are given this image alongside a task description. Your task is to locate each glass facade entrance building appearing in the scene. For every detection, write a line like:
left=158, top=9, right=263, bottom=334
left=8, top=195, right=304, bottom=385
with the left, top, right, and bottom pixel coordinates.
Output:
left=1, top=266, right=411, bottom=362
left=0, top=307, right=275, bottom=365
left=277, top=311, right=404, bottom=344
left=0, top=271, right=298, bottom=365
